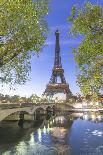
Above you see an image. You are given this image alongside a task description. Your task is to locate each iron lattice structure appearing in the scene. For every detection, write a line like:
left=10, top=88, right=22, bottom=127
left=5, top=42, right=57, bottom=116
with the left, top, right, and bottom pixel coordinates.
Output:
left=43, top=30, right=72, bottom=100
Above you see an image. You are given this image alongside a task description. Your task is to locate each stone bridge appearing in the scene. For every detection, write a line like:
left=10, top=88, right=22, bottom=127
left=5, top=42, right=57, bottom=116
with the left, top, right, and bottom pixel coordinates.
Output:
left=0, top=103, right=55, bottom=122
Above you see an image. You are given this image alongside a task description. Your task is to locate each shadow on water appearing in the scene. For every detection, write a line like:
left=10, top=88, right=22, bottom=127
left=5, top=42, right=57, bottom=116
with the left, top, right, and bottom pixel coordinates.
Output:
left=0, top=112, right=52, bottom=155
left=0, top=123, right=29, bottom=154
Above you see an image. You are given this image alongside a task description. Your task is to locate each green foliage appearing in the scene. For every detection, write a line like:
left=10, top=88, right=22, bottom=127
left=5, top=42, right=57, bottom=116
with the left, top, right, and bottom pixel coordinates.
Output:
left=10, top=95, right=20, bottom=103
left=0, top=93, right=20, bottom=103
left=0, top=0, right=49, bottom=85
left=69, top=2, right=103, bottom=100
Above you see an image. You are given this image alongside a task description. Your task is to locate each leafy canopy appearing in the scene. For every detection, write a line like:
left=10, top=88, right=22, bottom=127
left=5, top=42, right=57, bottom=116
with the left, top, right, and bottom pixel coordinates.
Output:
left=69, top=2, right=103, bottom=100
left=0, top=0, right=49, bottom=85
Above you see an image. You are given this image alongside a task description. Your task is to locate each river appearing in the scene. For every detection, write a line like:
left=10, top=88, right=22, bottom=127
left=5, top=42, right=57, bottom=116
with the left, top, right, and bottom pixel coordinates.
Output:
left=0, top=112, right=103, bottom=155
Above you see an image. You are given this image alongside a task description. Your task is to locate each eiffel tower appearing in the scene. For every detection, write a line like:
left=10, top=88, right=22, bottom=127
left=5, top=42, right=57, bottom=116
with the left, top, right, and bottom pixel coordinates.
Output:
left=43, top=30, right=72, bottom=100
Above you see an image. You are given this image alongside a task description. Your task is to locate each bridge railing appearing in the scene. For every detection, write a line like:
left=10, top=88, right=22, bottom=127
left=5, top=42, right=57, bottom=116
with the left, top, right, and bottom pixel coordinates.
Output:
left=0, top=102, right=55, bottom=109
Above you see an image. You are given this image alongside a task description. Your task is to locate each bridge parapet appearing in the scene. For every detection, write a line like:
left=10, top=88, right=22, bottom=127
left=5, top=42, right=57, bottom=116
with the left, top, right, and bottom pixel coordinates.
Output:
left=0, top=103, right=55, bottom=122
left=0, top=103, right=55, bottom=109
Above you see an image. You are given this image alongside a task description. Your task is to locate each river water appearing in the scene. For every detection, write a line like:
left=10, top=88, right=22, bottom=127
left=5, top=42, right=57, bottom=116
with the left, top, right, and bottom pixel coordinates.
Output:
left=0, top=112, right=103, bottom=155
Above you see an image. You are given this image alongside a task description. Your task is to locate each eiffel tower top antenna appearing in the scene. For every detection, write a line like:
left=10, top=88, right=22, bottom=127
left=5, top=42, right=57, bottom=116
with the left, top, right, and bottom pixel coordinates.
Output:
left=54, top=29, right=62, bottom=68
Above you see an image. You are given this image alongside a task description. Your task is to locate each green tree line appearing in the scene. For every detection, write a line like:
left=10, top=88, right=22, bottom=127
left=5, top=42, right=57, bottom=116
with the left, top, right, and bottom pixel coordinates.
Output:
left=69, top=2, right=103, bottom=100
left=0, top=0, right=49, bottom=85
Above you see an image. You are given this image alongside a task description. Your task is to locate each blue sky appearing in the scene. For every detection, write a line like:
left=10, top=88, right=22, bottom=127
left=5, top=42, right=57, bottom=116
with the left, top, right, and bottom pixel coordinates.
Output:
left=0, top=0, right=103, bottom=97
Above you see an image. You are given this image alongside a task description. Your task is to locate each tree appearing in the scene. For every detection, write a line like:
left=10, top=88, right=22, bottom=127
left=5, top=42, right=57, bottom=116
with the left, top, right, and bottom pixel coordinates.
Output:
left=19, top=96, right=28, bottom=103
left=0, top=93, right=4, bottom=101
left=4, top=95, right=11, bottom=102
left=30, top=94, right=41, bottom=103
left=69, top=2, right=103, bottom=100
left=0, top=0, right=49, bottom=85
left=10, top=95, right=20, bottom=103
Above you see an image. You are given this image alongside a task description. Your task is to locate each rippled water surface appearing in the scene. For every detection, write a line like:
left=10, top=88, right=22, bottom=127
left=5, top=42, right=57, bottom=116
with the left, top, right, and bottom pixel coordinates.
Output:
left=0, top=112, right=103, bottom=155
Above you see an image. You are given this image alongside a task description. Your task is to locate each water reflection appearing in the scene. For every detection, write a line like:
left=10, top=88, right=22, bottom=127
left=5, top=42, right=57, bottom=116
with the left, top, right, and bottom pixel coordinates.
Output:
left=0, top=112, right=103, bottom=155
left=52, top=127, right=67, bottom=139
left=92, top=130, right=103, bottom=137
left=72, top=112, right=103, bottom=122
left=69, top=113, right=103, bottom=155
left=33, top=115, right=71, bottom=155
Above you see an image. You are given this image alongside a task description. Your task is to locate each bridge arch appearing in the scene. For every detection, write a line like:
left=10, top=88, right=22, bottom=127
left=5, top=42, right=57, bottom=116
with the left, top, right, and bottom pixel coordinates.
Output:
left=32, top=107, right=45, bottom=114
left=31, top=105, right=55, bottom=114
left=46, top=106, right=53, bottom=111
left=0, top=109, right=31, bottom=122
left=0, top=104, right=55, bottom=122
